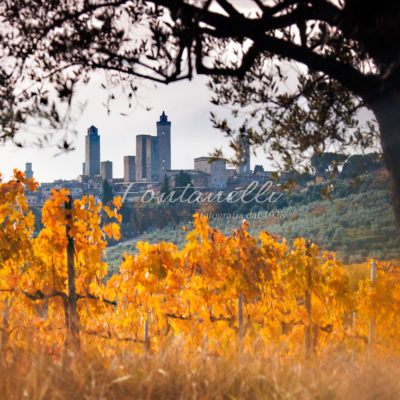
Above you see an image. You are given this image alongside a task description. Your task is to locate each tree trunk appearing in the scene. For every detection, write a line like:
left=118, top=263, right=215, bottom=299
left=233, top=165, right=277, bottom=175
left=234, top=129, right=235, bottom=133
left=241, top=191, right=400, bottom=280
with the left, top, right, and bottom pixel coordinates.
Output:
left=0, top=311, right=9, bottom=351
left=65, top=195, right=80, bottom=350
left=371, top=86, right=400, bottom=229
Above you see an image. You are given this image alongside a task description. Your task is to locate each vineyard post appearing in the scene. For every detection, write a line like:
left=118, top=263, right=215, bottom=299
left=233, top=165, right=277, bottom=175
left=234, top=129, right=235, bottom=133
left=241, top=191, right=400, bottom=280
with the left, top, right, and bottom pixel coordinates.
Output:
left=368, top=260, right=377, bottom=349
left=238, top=294, right=244, bottom=343
left=0, top=305, right=10, bottom=351
left=144, top=311, right=150, bottom=352
left=203, top=333, right=209, bottom=355
left=304, top=242, right=313, bottom=357
left=351, top=311, right=357, bottom=363
left=65, top=195, right=80, bottom=350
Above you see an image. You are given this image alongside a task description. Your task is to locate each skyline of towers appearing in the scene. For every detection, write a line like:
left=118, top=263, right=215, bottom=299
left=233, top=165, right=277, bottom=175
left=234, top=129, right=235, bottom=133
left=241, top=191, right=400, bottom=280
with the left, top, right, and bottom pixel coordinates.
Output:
left=80, top=111, right=250, bottom=183
left=85, top=125, right=100, bottom=177
left=135, top=111, right=172, bottom=182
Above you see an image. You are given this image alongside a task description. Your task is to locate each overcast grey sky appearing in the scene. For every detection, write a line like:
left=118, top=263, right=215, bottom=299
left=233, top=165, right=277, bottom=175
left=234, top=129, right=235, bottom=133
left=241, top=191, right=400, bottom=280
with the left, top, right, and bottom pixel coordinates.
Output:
left=0, top=75, right=273, bottom=183
left=0, top=0, right=273, bottom=183
left=0, top=0, right=377, bottom=183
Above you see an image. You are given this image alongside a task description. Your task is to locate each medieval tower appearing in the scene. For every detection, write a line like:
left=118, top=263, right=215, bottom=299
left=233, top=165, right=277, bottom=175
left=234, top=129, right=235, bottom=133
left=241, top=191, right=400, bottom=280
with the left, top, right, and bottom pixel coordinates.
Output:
left=85, top=125, right=101, bottom=177
left=156, top=111, right=171, bottom=181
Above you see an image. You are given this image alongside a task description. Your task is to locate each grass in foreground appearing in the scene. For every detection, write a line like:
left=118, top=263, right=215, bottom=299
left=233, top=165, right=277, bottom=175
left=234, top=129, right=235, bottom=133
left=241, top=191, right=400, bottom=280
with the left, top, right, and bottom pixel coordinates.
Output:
left=1, top=343, right=400, bottom=400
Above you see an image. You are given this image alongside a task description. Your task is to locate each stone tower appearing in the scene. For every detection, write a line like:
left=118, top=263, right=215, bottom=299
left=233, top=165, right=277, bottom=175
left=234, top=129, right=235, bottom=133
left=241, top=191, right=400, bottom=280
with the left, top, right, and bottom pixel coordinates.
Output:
left=123, top=156, right=136, bottom=182
left=85, top=125, right=100, bottom=177
left=156, top=111, right=171, bottom=181
left=101, top=161, right=113, bottom=181
left=150, top=136, right=159, bottom=182
left=236, top=135, right=251, bottom=175
left=136, top=135, right=148, bottom=181
left=25, top=163, right=33, bottom=179
left=136, top=134, right=157, bottom=181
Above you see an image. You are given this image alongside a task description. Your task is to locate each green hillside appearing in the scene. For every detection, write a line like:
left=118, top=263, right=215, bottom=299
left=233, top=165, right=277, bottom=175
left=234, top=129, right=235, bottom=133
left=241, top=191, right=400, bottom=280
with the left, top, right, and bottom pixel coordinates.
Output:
left=106, top=172, right=400, bottom=273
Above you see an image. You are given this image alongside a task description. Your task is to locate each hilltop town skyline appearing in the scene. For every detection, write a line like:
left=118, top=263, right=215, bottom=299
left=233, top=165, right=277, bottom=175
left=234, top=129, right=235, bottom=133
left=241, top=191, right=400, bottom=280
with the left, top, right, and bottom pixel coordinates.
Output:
left=81, top=110, right=251, bottom=186
left=21, top=109, right=269, bottom=210
left=0, top=77, right=271, bottom=183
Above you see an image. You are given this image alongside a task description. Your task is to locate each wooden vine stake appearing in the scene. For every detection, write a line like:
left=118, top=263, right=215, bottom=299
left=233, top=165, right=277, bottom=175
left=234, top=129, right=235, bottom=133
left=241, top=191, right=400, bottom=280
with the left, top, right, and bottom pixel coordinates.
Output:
left=144, top=310, right=150, bottom=352
left=368, top=260, right=377, bottom=351
left=304, top=241, right=314, bottom=358
left=65, top=195, right=80, bottom=351
left=238, top=294, right=244, bottom=349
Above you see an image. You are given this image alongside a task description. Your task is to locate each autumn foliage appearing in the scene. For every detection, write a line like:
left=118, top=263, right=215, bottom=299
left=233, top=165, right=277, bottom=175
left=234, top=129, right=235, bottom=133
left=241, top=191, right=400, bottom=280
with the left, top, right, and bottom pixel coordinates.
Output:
left=0, top=171, right=399, bottom=359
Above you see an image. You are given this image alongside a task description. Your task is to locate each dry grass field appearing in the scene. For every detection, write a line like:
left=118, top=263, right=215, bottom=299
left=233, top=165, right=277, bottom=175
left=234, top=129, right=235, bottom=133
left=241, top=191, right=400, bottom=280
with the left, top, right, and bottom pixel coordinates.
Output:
left=1, top=343, right=400, bottom=400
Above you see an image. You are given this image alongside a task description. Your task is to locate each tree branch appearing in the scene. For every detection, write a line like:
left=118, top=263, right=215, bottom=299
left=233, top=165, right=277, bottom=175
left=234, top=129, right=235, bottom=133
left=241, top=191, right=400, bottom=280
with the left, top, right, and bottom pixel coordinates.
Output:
left=195, top=38, right=261, bottom=79
left=89, top=61, right=191, bottom=84
left=198, top=27, right=376, bottom=99
left=150, top=0, right=373, bottom=98
left=77, top=292, right=117, bottom=306
left=84, top=329, right=144, bottom=343
left=262, top=0, right=340, bottom=18
left=215, top=0, right=243, bottom=20
left=165, top=312, right=234, bottom=323
left=19, top=289, right=116, bottom=307
left=254, top=34, right=376, bottom=100
left=21, top=289, right=67, bottom=302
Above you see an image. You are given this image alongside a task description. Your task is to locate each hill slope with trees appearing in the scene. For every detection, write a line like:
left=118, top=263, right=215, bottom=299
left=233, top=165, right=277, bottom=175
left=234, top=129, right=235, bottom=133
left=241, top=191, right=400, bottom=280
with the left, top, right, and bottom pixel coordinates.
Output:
left=107, top=169, right=399, bottom=272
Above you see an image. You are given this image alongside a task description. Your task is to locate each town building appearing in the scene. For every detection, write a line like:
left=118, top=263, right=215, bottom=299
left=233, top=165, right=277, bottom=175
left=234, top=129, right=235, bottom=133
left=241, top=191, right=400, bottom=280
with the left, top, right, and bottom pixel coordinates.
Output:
left=85, top=125, right=100, bottom=177
left=25, top=162, right=33, bottom=179
left=167, top=169, right=210, bottom=190
left=123, top=156, right=136, bottom=182
left=236, top=136, right=251, bottom=175
left=101, top=161, right=113, bottom=181
left=194, top=157, right=227, bottom=189
left=150, top=136, right=160, bottom=182
left=157, top=111, right=171, bottom=181
left=135, top=111, right=171, bottom=182
left=27, top=112, right=271, bottom=209
left=136, top=135, right=152, bottom=181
